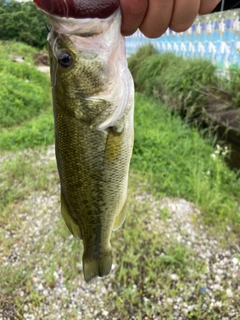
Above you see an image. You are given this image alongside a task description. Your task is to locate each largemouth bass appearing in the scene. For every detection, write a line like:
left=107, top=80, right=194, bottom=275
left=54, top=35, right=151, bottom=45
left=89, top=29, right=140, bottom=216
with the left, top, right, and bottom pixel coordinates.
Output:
left=34, top=0, right=134, bottom=282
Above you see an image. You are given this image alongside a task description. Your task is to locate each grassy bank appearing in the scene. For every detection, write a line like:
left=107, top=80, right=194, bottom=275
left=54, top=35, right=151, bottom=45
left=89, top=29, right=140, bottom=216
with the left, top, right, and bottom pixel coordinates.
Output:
left=0, top=41, right=239, bottom=319
left=128, top=45, right=240, bottom=228
left=128, top=45, right=240, bottom=123
left=0, top=41, right=53, bottom=150
left=132, top=95, right=240, bottom=230
left=1, top=93, right=240, bottom=318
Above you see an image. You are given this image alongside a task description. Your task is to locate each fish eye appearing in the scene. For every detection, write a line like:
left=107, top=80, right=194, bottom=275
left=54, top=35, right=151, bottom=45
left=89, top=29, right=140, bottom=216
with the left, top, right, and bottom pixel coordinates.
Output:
left=57, top=51, right=73, bottom=68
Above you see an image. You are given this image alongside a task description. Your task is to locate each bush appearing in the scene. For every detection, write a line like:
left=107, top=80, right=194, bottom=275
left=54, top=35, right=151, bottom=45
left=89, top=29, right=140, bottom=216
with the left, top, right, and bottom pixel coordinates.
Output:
left=128, top=45, right=220, bottom=120
left=128, top=44, right=156, bottom=80
left=0, top=58, right=49, bottom=87
left=0, top=1, right=48, bottom=49
left=0, top=108, right=54, bottom=150
left=132, top=94, right=240, bottom=227
left=225, top=67, right=240, bottom=109
left=0, top=40, right=38, bottom=65
left=0, top=60, right=50, bottom=127
left=134, top=52, right=181, bottom=95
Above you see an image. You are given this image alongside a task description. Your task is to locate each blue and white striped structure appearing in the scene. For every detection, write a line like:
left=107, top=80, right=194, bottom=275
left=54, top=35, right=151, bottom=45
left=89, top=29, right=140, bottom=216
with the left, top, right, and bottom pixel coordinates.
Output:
left=125, top=9, right=240, bottom=70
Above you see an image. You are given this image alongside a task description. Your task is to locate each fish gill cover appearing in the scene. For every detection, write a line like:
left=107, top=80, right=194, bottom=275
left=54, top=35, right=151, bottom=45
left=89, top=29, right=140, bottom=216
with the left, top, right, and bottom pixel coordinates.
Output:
left=33, top=0, right=120, bottom=18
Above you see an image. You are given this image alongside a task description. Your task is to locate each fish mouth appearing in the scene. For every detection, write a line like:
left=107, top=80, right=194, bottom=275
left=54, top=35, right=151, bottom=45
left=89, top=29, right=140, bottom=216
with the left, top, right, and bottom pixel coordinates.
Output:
left=45, top=8, right=120, bottom=37
left=34, top=0, right=120, bottom=19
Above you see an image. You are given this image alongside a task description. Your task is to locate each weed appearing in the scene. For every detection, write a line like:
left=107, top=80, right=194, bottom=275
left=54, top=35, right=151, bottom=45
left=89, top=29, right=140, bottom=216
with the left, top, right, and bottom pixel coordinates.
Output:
left=132, top=94, right=240, bottom=229
left=0, top=108, right=54, bottom=151
left=128, top=44, right=156, bottom=80
left=0, top=61, right=51, bottom=128
left=128, top=45, right=240, bottom=124
left=0, top=40, right=38, bottom=65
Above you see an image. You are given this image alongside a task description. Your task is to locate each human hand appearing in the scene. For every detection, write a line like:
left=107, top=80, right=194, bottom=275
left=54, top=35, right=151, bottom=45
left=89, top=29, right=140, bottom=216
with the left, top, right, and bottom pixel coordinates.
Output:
left=120, top=0, right=221, bottom=38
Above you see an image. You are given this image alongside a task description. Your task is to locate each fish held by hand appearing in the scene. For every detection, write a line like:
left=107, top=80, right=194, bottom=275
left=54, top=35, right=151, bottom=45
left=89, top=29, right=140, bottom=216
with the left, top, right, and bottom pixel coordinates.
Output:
left=34, top=0, right=134, bottom=282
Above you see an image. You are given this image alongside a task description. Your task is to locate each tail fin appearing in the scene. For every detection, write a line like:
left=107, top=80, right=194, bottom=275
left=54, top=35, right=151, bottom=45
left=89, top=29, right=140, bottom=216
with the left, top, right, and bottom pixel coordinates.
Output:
left=83, top=251, right=112, bottom=282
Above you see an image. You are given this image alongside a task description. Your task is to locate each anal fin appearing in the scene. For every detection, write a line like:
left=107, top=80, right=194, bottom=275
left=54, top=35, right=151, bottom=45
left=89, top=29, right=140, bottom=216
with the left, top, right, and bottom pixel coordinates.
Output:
left=61, top=192, right=82, bottom=239
left=112, top=200, right=127, bottom=231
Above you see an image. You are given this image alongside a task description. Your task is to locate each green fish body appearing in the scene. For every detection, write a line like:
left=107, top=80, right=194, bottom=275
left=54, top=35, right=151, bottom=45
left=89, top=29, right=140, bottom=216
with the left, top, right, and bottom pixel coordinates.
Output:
left=46, top=9, right=134, bottom=282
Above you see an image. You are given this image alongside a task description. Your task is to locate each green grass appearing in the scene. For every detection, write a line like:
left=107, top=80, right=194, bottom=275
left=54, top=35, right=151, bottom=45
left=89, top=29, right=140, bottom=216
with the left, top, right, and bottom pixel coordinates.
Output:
left=132, top=94, right=240, bottom=229
left=225, top=67, right=240, bottom=109
left=0, top=59, right=51, bottom=128
left=0, top=147, right=57, bottom=213
left=0, top=108, right=54, bottom=151
left=0, top=71, right=50, bottom=128
left=127, top=44, right=157, bottom=81
left=0, top=40, right=39, bottom=65
left=128, top=45, right=240, bottom=122
left=0, top=92, right=239, bottom=236
left=0, top=42, right=239, bottom=318
left=0, top=93, right=239, bottom=319
left=0, top=41, right=52, bottom=149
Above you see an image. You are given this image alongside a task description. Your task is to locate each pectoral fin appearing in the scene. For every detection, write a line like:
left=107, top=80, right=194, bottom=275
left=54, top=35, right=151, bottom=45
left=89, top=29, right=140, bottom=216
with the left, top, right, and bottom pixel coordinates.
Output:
left=61, top=192, right=82, bottom=239
left=112, top=200, right=127, bottom=231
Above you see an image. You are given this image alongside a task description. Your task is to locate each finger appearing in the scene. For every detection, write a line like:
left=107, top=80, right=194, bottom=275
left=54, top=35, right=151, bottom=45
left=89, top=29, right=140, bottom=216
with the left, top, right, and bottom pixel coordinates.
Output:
left=120, top=0, right=148, bottom=36
left=170, top=0, right=200, bottom=32
left=140, top=0, right=174, bottom=38
left=199, top=0, right=221, bottom=14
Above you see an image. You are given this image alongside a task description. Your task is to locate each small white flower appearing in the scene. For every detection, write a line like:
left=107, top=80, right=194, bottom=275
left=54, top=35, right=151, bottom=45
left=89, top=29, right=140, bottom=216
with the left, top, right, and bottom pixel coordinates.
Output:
left=214, top=301, right=222, bottom=308
left=170, top=274, right=179, bottom=281
left=226, top=288, right=233, bottom=298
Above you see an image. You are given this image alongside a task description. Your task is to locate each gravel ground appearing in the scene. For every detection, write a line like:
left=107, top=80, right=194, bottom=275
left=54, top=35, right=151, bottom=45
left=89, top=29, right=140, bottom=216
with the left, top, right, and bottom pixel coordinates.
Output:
left=0, top=145, right=240, bottom=319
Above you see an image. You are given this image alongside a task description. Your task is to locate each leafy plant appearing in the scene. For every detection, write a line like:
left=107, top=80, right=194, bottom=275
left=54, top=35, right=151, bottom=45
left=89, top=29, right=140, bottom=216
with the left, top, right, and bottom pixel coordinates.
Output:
left=0, top=108, right=54, bottom=151
left=129, top=46, right=221, bottom=121
left=132, top=94, right=240, bottom=228
left=0, top=42, right=52, bottom=149
left=128, top=44, right=157, bottom=80
left=0, top=69, right=50, bottom=128
left=0, top=1, right=48, bottom=49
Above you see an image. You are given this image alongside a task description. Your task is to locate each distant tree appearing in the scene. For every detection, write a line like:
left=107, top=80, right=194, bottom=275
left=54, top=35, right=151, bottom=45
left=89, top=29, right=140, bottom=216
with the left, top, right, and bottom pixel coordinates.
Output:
left=0, top=1, right=49, bottom=48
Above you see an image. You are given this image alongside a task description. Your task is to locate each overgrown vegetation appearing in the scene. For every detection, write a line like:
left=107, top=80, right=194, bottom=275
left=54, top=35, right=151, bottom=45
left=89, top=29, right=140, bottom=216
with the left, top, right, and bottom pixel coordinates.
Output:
left=128, top=45, right=240, bottom=122
left=132, top=95, right=240, bottom=229
left=0, top=40, right=38, bottom=64
left=225, top=67, right=240, bottom=109
left=0, top=41, right=53, bottom=150
left=128, top=45, right=240, bottom=228
left=0, top=0, right=48, bottom=48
